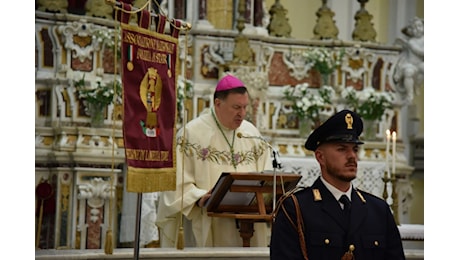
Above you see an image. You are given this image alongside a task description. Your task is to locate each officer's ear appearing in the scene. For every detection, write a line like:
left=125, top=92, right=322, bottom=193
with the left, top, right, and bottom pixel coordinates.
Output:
left=314, top=147, right=325, bottom=164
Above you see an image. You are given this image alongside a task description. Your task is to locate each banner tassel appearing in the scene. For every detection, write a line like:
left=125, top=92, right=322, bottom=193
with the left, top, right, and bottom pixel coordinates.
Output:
left=177, top=226, right=184, bottom=250
left=105, top=230, right=113, bottom=254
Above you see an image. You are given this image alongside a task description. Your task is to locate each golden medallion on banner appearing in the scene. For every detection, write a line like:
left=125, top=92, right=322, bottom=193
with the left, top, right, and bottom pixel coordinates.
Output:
left=127, top=45, right=134, bottom=71
left=127, top=61, right=134, bottom=71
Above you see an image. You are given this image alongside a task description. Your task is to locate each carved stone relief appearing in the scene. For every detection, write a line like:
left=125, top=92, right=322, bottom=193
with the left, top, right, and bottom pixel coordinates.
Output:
left=58, top=20, right=102, bottom=62
left=78, top=177, right=114, bottom=222
left=282, top=49, right=313, bottom=81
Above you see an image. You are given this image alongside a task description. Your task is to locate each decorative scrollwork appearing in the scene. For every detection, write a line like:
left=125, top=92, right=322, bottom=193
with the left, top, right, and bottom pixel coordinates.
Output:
left=58, top=20, right=103, bottom=62
left=282, top=49, right=313, bottom=81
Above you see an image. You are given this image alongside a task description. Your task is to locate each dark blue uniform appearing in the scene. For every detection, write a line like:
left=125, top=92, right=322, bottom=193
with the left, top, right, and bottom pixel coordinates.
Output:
left=270, top=177, right=405, bottom=260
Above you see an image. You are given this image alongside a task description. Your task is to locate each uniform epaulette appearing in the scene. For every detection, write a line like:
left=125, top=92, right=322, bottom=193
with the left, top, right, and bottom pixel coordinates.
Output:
left=355, top=190, right=366, bottom=203
left=356, top=188, right=388, bottom=202
left=312, top=188, right=322, bottom=201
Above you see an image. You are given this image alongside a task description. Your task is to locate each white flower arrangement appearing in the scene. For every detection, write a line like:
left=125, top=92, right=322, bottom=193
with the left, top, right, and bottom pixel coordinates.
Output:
left=341, top=86, right=394, bottom=121
left=93, top=29, right=121, bottom=58
left=93, top=29, right=120, bottom=48
left=303, top=47, right=344, bottom=76
left=74, top=74, right=122, bottom=107
left=283, top=83, right=335, bottom=123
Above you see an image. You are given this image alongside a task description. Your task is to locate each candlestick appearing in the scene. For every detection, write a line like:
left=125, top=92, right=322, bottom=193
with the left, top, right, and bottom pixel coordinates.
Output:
left=390, top=171, right=399, bottom=225
left=386, top=129, right=391, bottom=175
left=392, top=131, right=396, bottom=175
left=381, top=169, right=390, bottom=202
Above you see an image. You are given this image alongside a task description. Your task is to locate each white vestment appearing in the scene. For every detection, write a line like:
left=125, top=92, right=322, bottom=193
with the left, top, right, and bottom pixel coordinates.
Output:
left=156, top=108, right=273, bottom=247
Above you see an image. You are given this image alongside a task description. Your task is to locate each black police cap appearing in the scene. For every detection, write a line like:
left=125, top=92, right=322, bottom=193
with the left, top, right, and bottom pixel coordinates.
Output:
left=304, top=109, right=364, bottom=151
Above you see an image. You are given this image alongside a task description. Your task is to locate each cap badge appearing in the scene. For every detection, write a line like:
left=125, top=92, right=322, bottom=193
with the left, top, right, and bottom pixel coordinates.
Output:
left=345, top=113, right=353, bottom=129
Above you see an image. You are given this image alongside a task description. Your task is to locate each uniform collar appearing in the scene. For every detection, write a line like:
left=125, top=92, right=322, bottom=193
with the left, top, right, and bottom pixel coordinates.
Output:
left=320, top=176, right=352, bottom=202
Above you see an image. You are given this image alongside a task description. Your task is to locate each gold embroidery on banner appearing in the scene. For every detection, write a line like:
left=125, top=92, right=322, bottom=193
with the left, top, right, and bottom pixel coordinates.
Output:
left=126, top=167, right=176, bottom=193
left=123, top=31, right=175, bottom=53
left=125, top=148, right=169, bottom=161
left=139, top=67, right=163, bottom=129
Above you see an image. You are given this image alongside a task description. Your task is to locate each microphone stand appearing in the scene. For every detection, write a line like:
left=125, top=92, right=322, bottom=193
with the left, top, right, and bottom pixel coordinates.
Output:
left=236, top=133, right=282, bottom=213
left=271, top=147, right=282, bottom=212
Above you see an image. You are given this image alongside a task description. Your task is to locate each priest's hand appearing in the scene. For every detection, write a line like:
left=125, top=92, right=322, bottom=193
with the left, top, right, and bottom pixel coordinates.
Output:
left=196, top=190, right=212, bottom=207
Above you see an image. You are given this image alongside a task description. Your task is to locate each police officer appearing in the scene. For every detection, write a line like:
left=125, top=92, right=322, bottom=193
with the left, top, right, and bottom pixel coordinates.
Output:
left=270, top=109, right=405, bottom=260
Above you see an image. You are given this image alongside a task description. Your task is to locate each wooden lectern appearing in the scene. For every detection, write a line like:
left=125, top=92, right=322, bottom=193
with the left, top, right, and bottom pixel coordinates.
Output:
left=205, top=172, right=302, bottom=247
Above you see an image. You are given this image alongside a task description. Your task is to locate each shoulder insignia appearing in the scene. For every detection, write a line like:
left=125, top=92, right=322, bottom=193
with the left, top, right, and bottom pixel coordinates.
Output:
left=313, top=189, right=322, bottom=201
left=356, top=190, right=366, bottom=203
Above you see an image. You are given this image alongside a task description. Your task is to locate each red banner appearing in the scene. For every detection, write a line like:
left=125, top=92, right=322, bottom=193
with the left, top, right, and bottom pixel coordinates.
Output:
left=121, top=19, right=178, bottom=192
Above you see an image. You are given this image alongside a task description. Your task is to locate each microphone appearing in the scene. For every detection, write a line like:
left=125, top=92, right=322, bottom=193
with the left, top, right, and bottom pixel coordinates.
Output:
left=237, top=132, right=274, bottom=150
left=236, top=132, right=281, bottom=168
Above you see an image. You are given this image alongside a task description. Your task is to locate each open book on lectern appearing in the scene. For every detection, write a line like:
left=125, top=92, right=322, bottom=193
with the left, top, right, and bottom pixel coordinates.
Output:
left=204, top=172, right=259, bottom=208
left=204, top=171, right=301, bottom=213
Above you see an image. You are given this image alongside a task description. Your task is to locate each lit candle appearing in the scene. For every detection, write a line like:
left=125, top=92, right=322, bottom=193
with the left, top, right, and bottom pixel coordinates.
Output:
left=386, top=129, right=391, bottom=174
left=392, top=131, right=397, bottom=175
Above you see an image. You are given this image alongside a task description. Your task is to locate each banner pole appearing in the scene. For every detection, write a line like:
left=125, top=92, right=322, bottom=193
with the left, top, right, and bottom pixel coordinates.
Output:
left=134, top=193, right=143, bottom=260
left=133, top=1, right=152, bottom=258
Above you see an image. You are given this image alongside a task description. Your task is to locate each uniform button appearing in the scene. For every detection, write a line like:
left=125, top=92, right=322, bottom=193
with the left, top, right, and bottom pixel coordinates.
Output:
left=324, top=239, right=330, bottom=245
left=348, top=244, right=355, bottom=252
left=374, top=241, right=379, bottom=246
